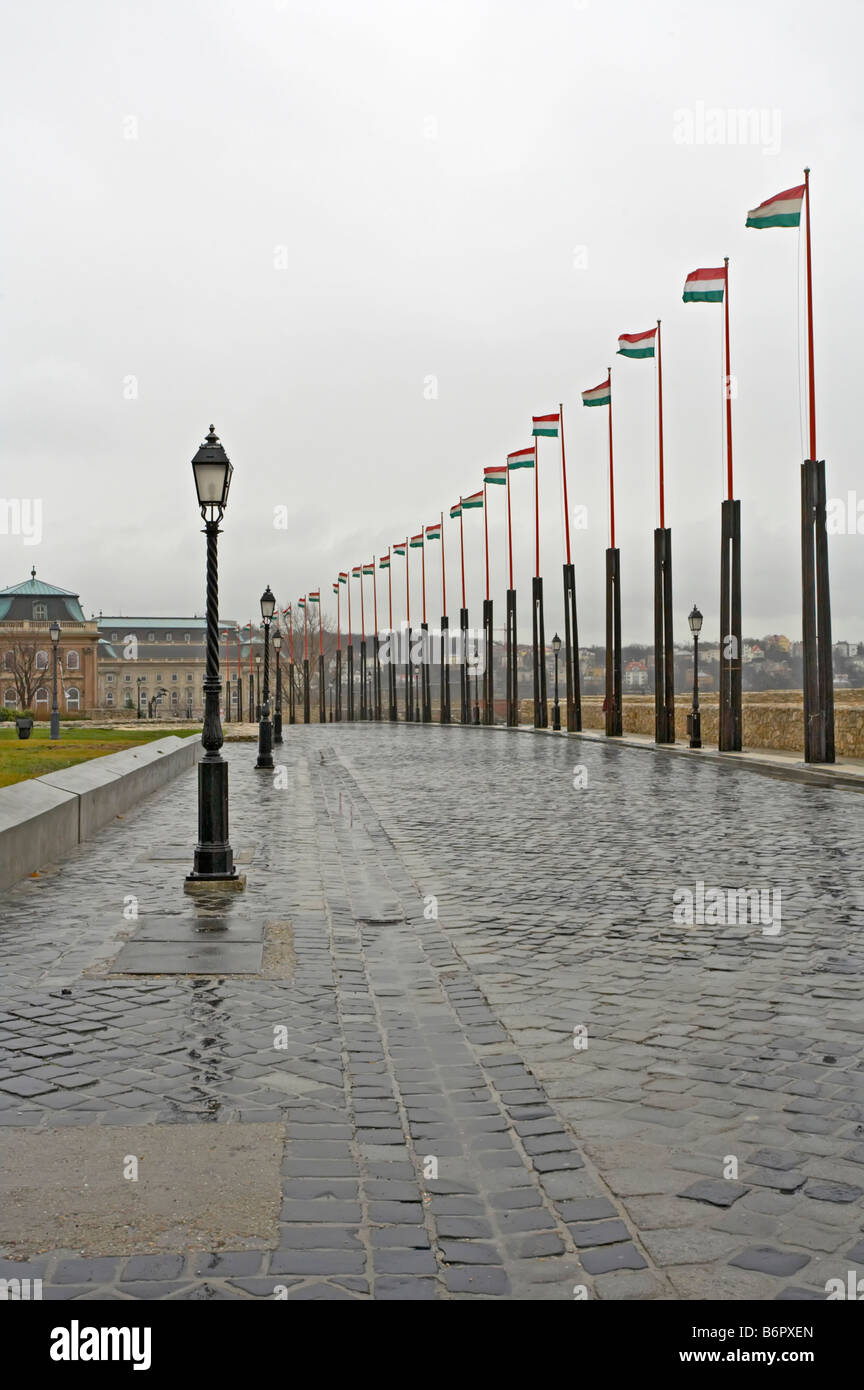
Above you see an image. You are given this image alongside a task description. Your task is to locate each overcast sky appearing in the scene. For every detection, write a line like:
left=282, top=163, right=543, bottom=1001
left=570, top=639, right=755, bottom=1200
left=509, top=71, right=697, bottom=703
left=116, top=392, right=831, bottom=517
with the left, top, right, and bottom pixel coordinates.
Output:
left=2, top=0, right=862, bottom=644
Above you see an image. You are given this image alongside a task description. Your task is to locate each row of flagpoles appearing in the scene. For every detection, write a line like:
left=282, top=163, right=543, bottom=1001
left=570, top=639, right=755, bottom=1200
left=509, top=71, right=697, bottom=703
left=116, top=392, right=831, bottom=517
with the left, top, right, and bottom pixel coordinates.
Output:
left=280, top=170, right=834, bottom=761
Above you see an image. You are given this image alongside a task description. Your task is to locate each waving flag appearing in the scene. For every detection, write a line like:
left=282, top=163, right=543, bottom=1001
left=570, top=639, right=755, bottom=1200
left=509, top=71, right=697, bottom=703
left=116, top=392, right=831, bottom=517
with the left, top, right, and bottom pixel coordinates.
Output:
left=410, top=532, right=424, bottom=548
left=308, top=591, right=320, bottom=603
left=393, top=541, right=407, bottom=557
left=484, top=465, right=507, bottom=485
left=297, top=597, right=306, bottom=609
left=332, top=582, right=339, bottom=595
left=746, top=183, right=804, bottom=229
left=617, top=328, right=656, bottom=359
left=379, top=553, right=390, bottom=569
left=450, top=502, right=462, bottom=519
left=531, top=413, right=560, bottom=437
left=351, top=566, right=361, bottom=577
left=362, top=563, right=374, bottom=575
left=425, top=522, right=442, bottom=540
left=582, top=379, right=611, bottom=407
left=462, top=490, right=483, bottom=510
left=507, top=447, right=534, bottom=469
left=683, top=267, right=726, bottom=303
left=339, top=572, right=348, bottom=584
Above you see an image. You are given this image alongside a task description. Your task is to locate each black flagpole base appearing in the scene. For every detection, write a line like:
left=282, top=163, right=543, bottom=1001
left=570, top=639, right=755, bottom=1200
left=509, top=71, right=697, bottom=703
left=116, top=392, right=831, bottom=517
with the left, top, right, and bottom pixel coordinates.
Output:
left=653, top=528, right=675, bottom=744
left=439, top=615, right=451, bottom=723
left=335, top=649, right=342, bottom=722
left=421, top=622, right=431, bottom=722
left=719, top=500, right=742, bottom=752
left=605, top=548, right=622, bottom=737
left=532, top=576, right=548, bottom=728
left=482, top=598, right=494, bottom=724
left=505, top=589, right=518, bottom=726
left=801, top=459, right=835, bottom=763
left=459, top=608, right=469, bottom=724
left=563, top=562, right=581, bottom=732
left=347, top=645, right=354, bottom=721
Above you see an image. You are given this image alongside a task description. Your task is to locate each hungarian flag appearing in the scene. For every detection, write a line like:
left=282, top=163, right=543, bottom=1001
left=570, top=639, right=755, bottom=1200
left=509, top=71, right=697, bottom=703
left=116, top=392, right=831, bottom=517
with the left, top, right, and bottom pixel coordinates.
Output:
left=308, top=591, right=320, bottom=603
left=425, top=522, right=442, bottom=540
left=338, top=572, right=348, bottom=584
left=332, top=582, right=339, bottom=595
left=462, top=490, right=483, bottom=510
left=617, top=328, right=656, bottom=359
left=410, top=532, right=424, bottom=548
left=507, top=447, right=534, bottom=469
left=351, top=566, right=361, bottom=577
left=379, top=553, right=390, bottom=569
left=297, top=597, right=306, bottom=609
left=484, top=465, right=507, bottom=485
left=531, top=413, right=560, bottom=437
left=362, top=563, right=374, bottom=575
left=746, top=183, right=804, bottom=230
left=282, top=606, right=291, bottom=616
left=393, top=541, right=407, bottom=556
left=450, top=502, right=462, bottom=519
left=683, top=267, right=726, bottom=303
left=582, top=379, right=611, bottom=407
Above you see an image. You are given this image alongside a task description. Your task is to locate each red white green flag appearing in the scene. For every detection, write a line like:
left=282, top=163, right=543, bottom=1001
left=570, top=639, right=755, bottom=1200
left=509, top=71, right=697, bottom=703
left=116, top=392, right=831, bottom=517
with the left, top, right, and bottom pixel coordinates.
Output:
left=683, top=267, right=726, bottom=303
left=410, top=533, right=424, bottom=548
left=581, top=378, right=611, bottom=406
left=379, top=553, right=390, bottom=569
left=425, top=522, right=442, bottom=540
left=393, top=541, right=407, bottom=556
left=746, top=183, right=804, bottom=230
left=362, top=563, right=374, bottom=575
left=617, top=328, right=656, bottom=359
left=332, top=582, right=339, bottom=595
left=338, top=572, right=348, bottom=584
left=351, top=566, right=361, bottom=577
left=462, top=490, right=483, bottom=510
left=531, top=413, right=560, bottom=438
left=297, top=597, right=306, bottom=609
left=308, top=591, right=320, bottom=603
left=484, top=465, right=507, bottom=485
left=507, top=447, right=534, bottom=470
left=449, top=502, right=462, bottom=519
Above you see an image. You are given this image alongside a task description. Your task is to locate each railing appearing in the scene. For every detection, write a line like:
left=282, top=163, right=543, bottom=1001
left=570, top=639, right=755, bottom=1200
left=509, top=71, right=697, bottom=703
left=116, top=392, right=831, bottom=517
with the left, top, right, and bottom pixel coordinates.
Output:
left=0, top=620, right=94, bottom=630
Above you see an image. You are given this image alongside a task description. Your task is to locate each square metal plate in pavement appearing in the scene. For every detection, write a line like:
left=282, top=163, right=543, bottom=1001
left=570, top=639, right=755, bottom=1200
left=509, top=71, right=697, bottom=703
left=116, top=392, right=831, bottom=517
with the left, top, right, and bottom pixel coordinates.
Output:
left=112, top=940, right=263, bottom=974
left=130, top=916, right=265, bottom=942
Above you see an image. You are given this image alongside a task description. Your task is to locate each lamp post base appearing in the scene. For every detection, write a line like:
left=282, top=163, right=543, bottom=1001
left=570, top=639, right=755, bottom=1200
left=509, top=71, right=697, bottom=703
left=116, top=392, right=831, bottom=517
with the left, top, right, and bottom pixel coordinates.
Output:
left=553, top=702, right=561, bottom=732
left=50, top=713, right=60, bottom=740
left=188, top=755, right=239, bottom=882
left=256, top=716, right=274, bottom=769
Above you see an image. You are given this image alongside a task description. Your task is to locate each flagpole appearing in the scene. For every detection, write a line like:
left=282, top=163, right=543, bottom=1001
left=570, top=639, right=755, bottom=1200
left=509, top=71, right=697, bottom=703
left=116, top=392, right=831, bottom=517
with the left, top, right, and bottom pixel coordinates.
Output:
left=441, top=511, right=447, bottom=617
left=440, top=510, right=450, bottom=725
left=560, top=401, right=580, bottom=733
left=657, top=322, right=665, bottom=529
left=534, top=436, right=540, bottom=578
left=405, top=536, right=411, bottom=723
left=335, top=582, right=341, bottom=723
left=459, top=500, right=466, bottom=610
left=506, top=466, right=514, bottom=590
left=372, top=557, right=381, bottom=720
left=459, top=498, right=469, bottom=723
left=347, top=572, right=354, bottom=721
left=303, top=595, right=310, bottom=723
left=608, top=368, right=615, bottom=548
left=387, top=552, right=396, bottom=721
left=359, top=565, right=367, bottom=719
left=560, top=402, right=572, bottom=567
left=420, top=534, right=427, bottom=624
left=483, top=481, right=490, bottom=601
left=724, top=257, right=733, bottom=500
left=804, top=168, right=816, bottom=460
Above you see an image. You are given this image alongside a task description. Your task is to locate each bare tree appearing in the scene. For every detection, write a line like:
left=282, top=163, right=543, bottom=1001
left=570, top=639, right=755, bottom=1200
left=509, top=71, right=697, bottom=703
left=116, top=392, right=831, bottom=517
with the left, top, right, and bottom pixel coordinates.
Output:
left=2, top=638, right=50, bottom=708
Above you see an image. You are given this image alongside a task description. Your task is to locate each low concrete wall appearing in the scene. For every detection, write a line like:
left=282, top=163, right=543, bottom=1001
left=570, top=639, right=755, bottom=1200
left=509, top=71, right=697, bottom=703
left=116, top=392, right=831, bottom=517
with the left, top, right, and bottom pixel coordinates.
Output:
left=0, top=736, right=201, bottom=892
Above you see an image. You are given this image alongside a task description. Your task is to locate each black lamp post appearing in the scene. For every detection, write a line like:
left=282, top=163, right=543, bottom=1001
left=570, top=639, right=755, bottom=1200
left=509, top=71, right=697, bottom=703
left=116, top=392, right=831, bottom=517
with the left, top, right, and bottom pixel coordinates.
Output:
left=256, top=585, right=276, bottom=770
left=186, top=425, right=238, bottom=884
left=49, top=619, right=61, bottom=740
left=273, top=630, right=283, bottom=744
left=137, top=675, right=145, bottom=719
left=329, top=682, right=334, bottom=722
left=688, top=604, right=703, bottom=750
left=552, top=632, right=562, bottom=731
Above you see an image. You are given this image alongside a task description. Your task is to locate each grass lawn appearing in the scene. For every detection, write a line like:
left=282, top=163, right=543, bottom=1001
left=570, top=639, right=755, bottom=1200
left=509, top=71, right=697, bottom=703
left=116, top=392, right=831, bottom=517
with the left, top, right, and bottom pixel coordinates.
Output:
left=0, top=725, right=198, bottom=789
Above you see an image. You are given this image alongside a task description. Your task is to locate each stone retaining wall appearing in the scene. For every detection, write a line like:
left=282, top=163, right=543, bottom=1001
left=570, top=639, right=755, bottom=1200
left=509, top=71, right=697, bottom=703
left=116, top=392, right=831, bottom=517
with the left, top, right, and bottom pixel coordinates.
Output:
left=519, top=691, right=864, bottom=757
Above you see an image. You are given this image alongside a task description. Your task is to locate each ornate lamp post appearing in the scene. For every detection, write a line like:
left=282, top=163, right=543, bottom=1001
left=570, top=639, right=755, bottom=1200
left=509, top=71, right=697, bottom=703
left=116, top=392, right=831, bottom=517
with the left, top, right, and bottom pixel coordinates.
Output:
left=273, top=630, right=283, bottom=744
left=49, top=619, right=61, bottom=740
left=186, top=425, right=238, bottom=885
left=256, top=586, right=276, bottom=769
left=688, top=604, right=703, bottom=750
left=552, top=632, right=562, bottom=731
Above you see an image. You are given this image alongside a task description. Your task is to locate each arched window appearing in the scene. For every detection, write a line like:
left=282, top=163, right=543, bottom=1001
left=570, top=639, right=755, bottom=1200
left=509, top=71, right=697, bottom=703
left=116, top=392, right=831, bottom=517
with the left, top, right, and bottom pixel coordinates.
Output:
left=65, top=686, right=80, bottom=711
left=35, top=650, right=49, bottom=670
left=171, top=689, right=178, bottom=705
left=65, top=650, right=80, bottom=670
left=3, top=652, right=14, bottom=671
left=34, top=687, right=49, bottom=706
left=4, top=689, right=18, bottom=708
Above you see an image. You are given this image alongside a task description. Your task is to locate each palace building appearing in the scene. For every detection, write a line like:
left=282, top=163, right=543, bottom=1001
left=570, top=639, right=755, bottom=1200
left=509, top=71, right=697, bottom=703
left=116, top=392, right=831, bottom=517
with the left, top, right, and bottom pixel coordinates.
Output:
left=0, top=570, right=100, bottom=713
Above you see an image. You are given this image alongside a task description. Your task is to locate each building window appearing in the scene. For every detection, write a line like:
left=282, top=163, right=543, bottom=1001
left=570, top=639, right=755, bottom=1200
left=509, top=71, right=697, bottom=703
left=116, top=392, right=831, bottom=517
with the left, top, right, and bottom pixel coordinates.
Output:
left=139, top=687, right=147, bottom=705
left=3, top=652, right=13, bottom=671
left=65, top=650, right=80, bottom=670
left=111, top=632, right=118, bottom=642
left=171, top=689, right=178, bottom=705
left=32, top=602, right=47, bottom=620
left=186, top=673, right=193, bottom=681
left=156, top=673, right=162, bottom=681
left=4, top=689, right=17, bottom=708
left=184, top=633, right=191, bottom=643
left=106, top=691, right=114, bottom=706
left=148, top=633, right=155, bottom=643
left=106, top=673, right=115, bottom=683
left=65, top=686, right=80, bottom=711
left=35, top=687, right=49, bottom=706
left=171, top=672, right=178, bottom=682
left=124, top=673, right=131, bottom=682
left=165, top=632, right=173, bottom=642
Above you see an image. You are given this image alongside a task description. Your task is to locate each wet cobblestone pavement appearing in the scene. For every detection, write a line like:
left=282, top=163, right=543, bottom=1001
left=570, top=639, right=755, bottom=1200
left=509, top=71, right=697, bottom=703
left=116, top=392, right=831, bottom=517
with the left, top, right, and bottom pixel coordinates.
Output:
left=1, top=725, right=863, bottom=1300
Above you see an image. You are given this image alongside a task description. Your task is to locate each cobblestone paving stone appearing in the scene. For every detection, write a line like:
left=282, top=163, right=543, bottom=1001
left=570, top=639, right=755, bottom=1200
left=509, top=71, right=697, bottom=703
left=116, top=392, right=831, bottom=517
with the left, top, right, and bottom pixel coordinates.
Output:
left=0, top=724, right=862, bottom=1300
